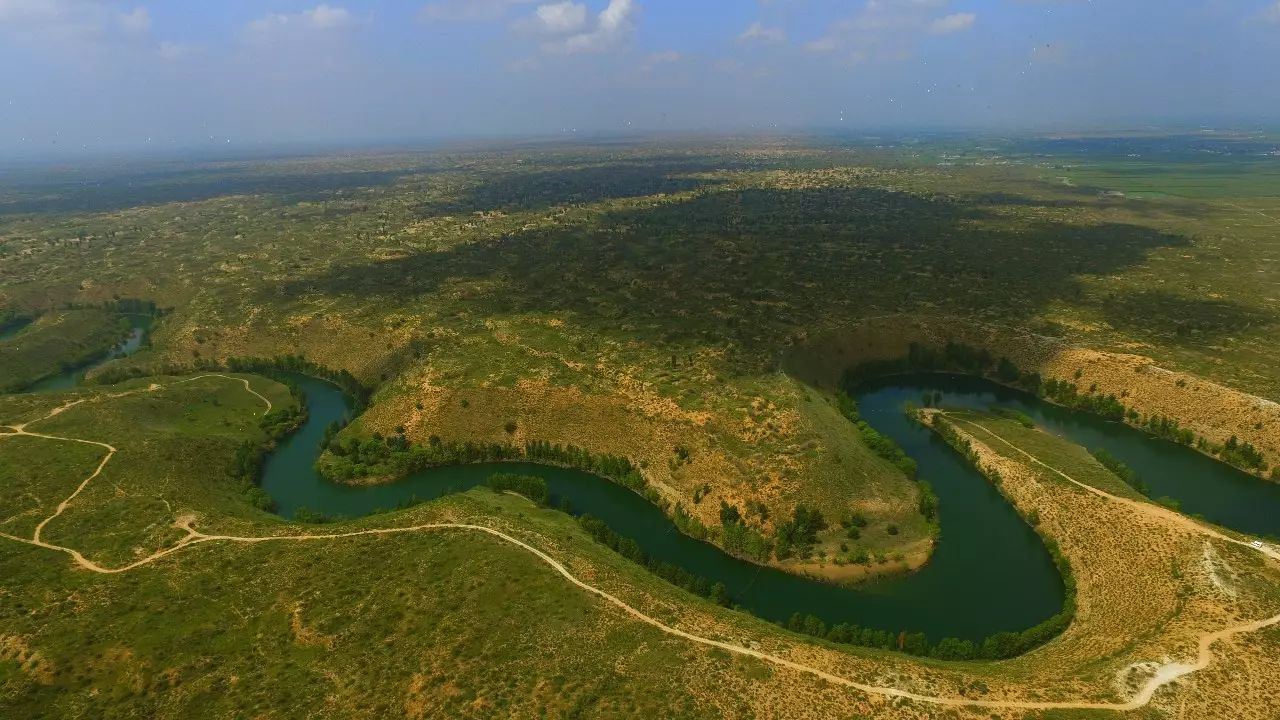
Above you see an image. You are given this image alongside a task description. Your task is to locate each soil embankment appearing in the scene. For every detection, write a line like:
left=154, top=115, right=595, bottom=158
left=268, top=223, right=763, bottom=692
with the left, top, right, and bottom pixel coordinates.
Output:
left=786, top=315, right=1280, bottom=479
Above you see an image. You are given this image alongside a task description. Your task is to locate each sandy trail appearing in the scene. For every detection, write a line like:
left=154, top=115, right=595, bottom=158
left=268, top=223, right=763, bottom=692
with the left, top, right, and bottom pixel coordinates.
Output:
left=2, top=380, right=1278, bottom=713
left=945, top=414, right=1280, bottom=565
left=1219, top=200, right=1280, bottom=225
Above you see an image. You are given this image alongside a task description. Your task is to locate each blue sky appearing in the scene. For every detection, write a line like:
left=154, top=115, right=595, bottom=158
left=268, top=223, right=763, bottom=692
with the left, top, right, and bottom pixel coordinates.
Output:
left=1, top=0, right=1278, bottom=155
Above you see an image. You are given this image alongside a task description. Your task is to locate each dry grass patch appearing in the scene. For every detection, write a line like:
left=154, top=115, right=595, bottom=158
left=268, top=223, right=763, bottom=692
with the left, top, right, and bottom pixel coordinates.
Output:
left=790, top=315, right=1280, bottom=478
left=928, top=412, right=1280, bottom=711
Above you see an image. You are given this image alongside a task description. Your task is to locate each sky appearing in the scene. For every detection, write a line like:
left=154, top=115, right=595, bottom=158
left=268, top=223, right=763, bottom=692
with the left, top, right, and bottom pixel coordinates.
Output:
left=1, top=0, right=1279, bottom=156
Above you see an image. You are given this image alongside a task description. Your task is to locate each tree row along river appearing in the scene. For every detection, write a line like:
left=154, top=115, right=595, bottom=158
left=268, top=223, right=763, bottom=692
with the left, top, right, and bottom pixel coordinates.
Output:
left=17, top=328, right=1280, bottom=644
left=258, top=372, right=1280, bottom=643
left=23, top=314, right=151, bottom=393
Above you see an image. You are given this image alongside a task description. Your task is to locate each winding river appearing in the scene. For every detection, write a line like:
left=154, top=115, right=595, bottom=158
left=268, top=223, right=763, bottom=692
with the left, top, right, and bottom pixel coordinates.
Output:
left=257, top=371, right=1280, bottom=643
left=262, top=374, right=1065, bottom=643
left=0, top=317, right=32, bottom=341
left=24, top=314, right=152, bottom=393
left=18, top=330, right=1280, bottom=644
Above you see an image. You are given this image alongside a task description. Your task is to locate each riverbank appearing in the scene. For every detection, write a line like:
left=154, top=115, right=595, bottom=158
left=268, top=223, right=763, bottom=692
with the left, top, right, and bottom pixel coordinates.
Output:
left=259, top=371, right=1065, bottom=646
left=332, top=452, right=938, bottom=584
left=0, top=308, right=135, bottom=393
left=881, top=372, right=1280, bottom=538
left=4, top=373, right=1279, bottom=719
left=787, top=315, right=1280, bottom=481
left=917, top=407, right=1280, bottom=711
left=348, top=366, right=937, bottom=583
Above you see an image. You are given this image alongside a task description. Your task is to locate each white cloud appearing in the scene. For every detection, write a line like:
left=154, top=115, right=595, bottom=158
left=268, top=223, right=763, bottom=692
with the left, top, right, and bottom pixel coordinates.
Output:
left=598, top=0, right=632, bottom=32
left=419, top=0, right=535, bottom=22
left=156, top=41, right=191, bottom=60
left=536, top=2, right=587, bottom=33
left=118, top=7, right=151, bottom=35
left=0, top=0, right=66, bottom=25
left=738, top=21, right=786, bottom=45
left=1262, top=1, right=1280, bottom=23
left=304, top=4, right=356, bottom=29
left=0, top=0, right=160, bottom=52
left=806, top=1, right=972, bottom=60
left=804, top=36, right=838, bottom=53
left=245, top=14, right=291, bottom=35
left=541, top=0, right=635, bottom=54
left=928, top=12, right=975, bottom=34
left=633, top=48, right=680, bottom=76
left=245, top=4, right=358, bottom=36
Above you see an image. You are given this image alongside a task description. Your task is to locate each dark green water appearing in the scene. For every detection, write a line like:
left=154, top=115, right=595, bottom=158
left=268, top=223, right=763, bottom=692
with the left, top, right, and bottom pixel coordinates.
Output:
left=21, top=338, right=1278, bottom=643
left=11, top=301, right=1271, bottom=643
left=0, top=317, right=31, bottom=341
left=262, top=373, right=1066, bottom=643
left=26, top=314, right=152, bottom=393
left=891, top=373, right=1280, bottom=538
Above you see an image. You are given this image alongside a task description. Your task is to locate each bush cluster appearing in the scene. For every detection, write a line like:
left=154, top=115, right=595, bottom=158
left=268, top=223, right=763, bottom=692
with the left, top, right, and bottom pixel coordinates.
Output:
left=1090, top=448, right=1148, bottom=495
left=578, top=514, right=731, bottom=607
left=226, top=378, right=308, bottom=511
left=486, top=473, right=550, bottom=506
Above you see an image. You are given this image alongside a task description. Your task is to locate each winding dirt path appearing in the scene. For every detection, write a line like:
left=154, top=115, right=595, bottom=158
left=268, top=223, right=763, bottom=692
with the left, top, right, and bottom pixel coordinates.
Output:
left=946, top=413, right=1280, bottom=565
left=2, top=379, right=1278, bottom=713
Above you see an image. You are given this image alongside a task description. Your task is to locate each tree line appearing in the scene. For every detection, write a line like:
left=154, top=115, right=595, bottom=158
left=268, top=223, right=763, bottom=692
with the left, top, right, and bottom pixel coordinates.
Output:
left=918, top=413, right=1078, bottom=659
left=318, top=428, right=664, bottom=508
left=1090, top=448, right=1148, bottom=495
left=226, top=355, right=371, bottom=412
left=577, top=514, right=732, bottom=608
left=845, top=341, right=1273, bottom=475
left=486, top=473, right=550, bottom=506
left=226, top=378, right=308, bottom=512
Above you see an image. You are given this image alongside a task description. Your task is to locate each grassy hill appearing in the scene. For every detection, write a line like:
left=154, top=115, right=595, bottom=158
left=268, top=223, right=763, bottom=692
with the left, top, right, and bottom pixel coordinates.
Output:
left=0, top=308, right=128, bottom=392
left=5, top=138, right=1277, bottom=574
left=1, top=375, right=1277, bottom=719
left=0, top=137, right=1278, bottom=718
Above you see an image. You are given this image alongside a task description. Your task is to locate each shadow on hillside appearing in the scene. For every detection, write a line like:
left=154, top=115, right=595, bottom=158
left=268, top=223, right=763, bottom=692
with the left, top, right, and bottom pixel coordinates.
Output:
left=0, top=166, right=428, bottom=217
left=1100, top=290, right=1274, bottom=346
left=413, top=160, right=737, bottom=217
left=274, top=184, right=1191, bottom=374
left=964, top=192, right=1090, bottom=209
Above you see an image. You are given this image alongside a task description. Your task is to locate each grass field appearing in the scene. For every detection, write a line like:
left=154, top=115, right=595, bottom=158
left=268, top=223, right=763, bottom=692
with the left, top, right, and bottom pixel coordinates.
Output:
left=3, top=135, right=1277, bottom=575
left=2, top=375, right=1278, bottom=719
left=15, top=374, right=294, bottom=566
left=0, top=308, right=128, bottom=392
left=0, top=435, right=106, bottom=538
left=941, top=410, right=1148, bottom=501
left=1, top=133, right=1279, bottom=717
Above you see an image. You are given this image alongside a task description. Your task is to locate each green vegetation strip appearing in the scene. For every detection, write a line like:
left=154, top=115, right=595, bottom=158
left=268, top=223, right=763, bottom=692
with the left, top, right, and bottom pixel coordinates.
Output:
left=848, top=341, right=1272, bottom=475
left=0, top=308, right=129, bottom=392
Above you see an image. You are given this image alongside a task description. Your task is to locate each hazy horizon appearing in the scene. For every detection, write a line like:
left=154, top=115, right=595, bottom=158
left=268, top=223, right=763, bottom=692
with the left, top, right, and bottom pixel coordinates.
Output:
left=3, top=0, right=1279, bottom=159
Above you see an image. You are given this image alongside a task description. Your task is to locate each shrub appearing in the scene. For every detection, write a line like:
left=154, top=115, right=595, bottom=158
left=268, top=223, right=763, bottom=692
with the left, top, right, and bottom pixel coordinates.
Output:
left=578, top=514, right=731, bottom=606
left=1091, top=448, right=1148, bottom=495
left=774, top=505, right=827, bottom=560
left=486, top=473, right=549, bottom=506
left=990, top=406, right=1034, bottom=428
left=917, top=481, right=939, bottom=522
